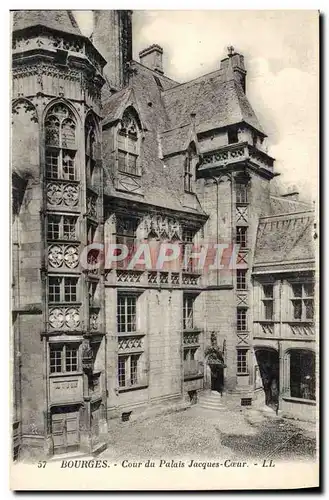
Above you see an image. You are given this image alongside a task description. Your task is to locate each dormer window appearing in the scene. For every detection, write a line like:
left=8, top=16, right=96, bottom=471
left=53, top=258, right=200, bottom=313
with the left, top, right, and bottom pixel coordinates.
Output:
left=228, top=126, right=239, bottom=145
left=117, top=111, right=140, bottom=176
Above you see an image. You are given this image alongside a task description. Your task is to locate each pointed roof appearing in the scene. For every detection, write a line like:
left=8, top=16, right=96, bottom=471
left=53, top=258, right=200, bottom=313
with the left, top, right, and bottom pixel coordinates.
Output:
left=12, top=10, right=82, bottom=37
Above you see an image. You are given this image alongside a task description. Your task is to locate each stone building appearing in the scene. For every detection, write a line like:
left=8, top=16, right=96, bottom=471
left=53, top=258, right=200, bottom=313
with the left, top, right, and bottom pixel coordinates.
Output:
left=11, top=10, right=317, bottom=459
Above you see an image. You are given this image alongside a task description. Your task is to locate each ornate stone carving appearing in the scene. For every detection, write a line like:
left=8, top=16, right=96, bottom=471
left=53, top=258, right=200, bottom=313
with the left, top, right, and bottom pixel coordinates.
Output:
left=183, top=332, right=199, bottom=345
left=65, top=308, right=80, bottom=329
left=90, top=311, right=99, bottom=331
left=118, top=336, right=142, bottom=352
left=289, top=323, right=314, bottom=336
left=86, top=194, right=98, bottom=219
left=182, top=274, right=199, bottom=285
left=48, top=308, right=65, bottom=329
left=48, top=306, right=80, bottom=330
left=47, top=182, right=79, bottom=207
left=48, top=245, right=64, bottom=268
left=48, top=244, right=79, bottom=269
left=261, top=323, right=274, bottom=335
left=236, top=206, right=248, bottom=223
left=117, top=270, right=142, bottom=284
left=141, top=214, right=182, bottom=240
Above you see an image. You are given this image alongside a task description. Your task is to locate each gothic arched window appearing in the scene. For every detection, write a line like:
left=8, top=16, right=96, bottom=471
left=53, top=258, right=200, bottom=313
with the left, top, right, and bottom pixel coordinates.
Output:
left=117, top=110, right=140, bottom=176
left=45, top=104, right=77, bottom=181
left=85, top=115, right=97, bottom=183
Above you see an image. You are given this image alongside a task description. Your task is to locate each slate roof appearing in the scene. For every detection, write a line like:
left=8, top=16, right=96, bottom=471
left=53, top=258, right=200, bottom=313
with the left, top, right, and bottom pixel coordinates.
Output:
left=102, top=62, right=206, bottom=216
left=253, top=211, right=315, bottom=273
left=162, top=70, right=265, bottom=135
left=12, top=10, right=82, bottom=36
left=268, top=195, right=313, bottom=216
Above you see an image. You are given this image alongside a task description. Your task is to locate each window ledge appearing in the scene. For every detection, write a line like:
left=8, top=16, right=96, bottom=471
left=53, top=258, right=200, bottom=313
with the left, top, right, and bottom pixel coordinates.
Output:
left=282, top=396, right=316, bottom=406
left=237, top=372, right=249, bottom=377
left=118, top=383, right=148, bottom=393
left=49, top=372, right=83, bottom=378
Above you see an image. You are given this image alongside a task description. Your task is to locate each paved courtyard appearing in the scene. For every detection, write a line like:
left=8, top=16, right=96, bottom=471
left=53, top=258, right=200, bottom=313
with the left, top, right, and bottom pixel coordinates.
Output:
left=101, top=405, right=316, bottom=463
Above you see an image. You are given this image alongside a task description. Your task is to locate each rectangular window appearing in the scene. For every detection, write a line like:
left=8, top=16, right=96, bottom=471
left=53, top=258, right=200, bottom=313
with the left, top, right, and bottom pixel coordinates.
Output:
left=291, top=283, right=314, bottom=321
left=46, top=149, right=76, bottom=180
left=237, top=269, right=247, bottom=290
left=236, top=226, right=248, bottom=248
left=63, top=216, right=77, bottom=239
left=118, top=355, right=140, bottom=388
left=130, top=354, right=139, bottom=385
left=228, top=126, right=238, bottom=144
left=47, top=215, right=77, bottom=240
left=47, top=215, right=61, bottom=240
left=65, top=345, right=78, bottom=372
left=62, top=151, right=76, bottom=180
left=49, top=277, right=61, bottom=303
left=48, top=276, right=79, bottom=303
left=49, top=346, right=62, bottom=373
left=46, top=150, right=59, bottom=179
left=184, top=157, right=193, bottom=193
left=237, top=349, right=248, bottom=374
left=117, top=295, right=137, bottom=333
left=183, top=295, right=195, bottom=330
left=118, top=356, right=126, bottom=387
left=64, top=277, right=78, bottom=302
left=262, top=284, right=274, bottom=320
left=49, top=344, right=79, bottom=374
left=237, top=307, right=247, bottom=331
left=182, top=229, right=195, bottom=272
left=236, top=184, right=248, bottom=204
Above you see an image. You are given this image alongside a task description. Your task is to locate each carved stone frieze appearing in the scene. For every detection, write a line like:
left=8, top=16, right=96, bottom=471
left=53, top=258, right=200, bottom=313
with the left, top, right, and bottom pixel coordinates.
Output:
left=140, top=214, right=182, bottom=240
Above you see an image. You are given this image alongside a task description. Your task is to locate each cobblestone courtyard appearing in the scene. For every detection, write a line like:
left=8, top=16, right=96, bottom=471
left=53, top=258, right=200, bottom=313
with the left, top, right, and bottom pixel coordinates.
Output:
left=101, top=406, right=316, bottom=463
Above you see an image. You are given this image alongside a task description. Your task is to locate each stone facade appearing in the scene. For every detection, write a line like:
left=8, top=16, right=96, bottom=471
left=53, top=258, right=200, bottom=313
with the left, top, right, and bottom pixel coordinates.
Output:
left=11, top=10, right=317, bottom=460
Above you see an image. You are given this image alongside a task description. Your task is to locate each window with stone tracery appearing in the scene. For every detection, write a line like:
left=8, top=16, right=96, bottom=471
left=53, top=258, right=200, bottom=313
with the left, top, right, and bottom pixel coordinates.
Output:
left=117, top=110, right=140, bottom=176
left=45, top=104, right=77, bottom=181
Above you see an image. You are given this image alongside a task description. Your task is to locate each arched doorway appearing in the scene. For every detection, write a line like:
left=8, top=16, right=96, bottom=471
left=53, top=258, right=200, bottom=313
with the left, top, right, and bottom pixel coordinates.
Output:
left=255, top=348, right=279, bottom=409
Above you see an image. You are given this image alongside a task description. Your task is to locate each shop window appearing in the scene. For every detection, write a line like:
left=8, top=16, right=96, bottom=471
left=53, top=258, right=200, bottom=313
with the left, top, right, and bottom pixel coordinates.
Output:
left=289, top=350, right=315, bottom=400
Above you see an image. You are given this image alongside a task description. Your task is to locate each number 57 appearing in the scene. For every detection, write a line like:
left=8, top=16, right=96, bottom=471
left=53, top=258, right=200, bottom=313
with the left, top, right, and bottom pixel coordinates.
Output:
left=37, top=461, right=46, bottom=468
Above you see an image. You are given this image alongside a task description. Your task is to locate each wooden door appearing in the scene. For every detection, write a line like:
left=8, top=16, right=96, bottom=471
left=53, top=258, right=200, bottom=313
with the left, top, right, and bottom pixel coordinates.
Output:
left=51, top=406, right=80, bottom=455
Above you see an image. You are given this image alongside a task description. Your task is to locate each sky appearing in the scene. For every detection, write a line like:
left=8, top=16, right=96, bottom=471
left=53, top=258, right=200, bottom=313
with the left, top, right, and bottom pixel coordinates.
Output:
left=73, top=10, right=319, bottom=202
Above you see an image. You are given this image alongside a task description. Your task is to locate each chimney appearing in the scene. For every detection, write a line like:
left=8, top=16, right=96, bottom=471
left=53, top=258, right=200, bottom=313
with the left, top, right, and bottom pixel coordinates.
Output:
left=139, top=44, right=164, bottom=74
left=220, top=46, right=247, bottom=92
